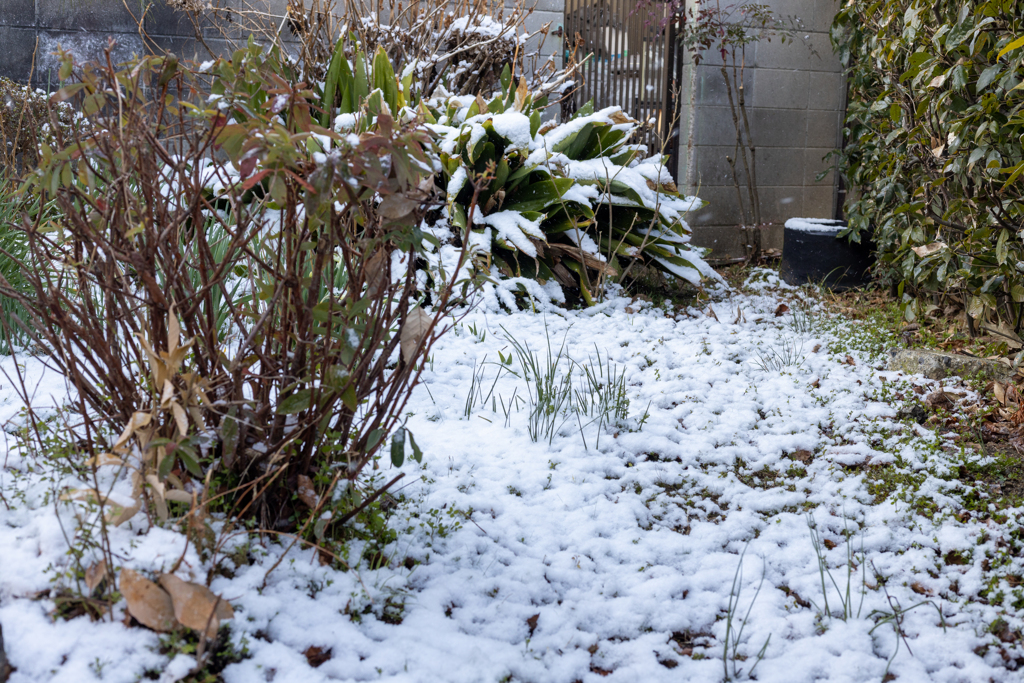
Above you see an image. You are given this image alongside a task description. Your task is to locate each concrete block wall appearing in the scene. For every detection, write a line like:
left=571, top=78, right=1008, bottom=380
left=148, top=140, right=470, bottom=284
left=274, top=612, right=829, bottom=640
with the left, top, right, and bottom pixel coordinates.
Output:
left=0, top=1, right=562, bottom=86
left=679, top=0, right=846, bottom=259
left=0, top=0, right=297, bottom=87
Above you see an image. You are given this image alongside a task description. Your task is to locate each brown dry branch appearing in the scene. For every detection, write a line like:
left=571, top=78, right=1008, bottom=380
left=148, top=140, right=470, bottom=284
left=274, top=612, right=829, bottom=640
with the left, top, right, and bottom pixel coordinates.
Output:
left=168, top=0, right=561, bottom=99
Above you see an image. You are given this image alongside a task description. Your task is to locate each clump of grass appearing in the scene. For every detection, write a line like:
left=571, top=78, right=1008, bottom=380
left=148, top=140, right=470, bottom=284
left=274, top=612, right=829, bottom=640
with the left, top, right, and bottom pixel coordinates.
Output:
left=752, top=337, right=804, bottom=372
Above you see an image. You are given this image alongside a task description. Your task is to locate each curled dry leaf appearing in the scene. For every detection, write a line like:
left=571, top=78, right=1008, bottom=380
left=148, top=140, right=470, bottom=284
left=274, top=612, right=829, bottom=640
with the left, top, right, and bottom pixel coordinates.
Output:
left=297, top=474, right=319, bottom=509
left=514, top=77, right=529, bottom=112
left=364, top=249, right=387, bottom=300
left=158, top=574, right=234, bottom=640
left=121, top=568, right=179, bottom=632
left=85, top=560, right=110, bottom=595
left=911, top=242, right=947, bottom=258
left=400, top=307, right=432, bottom=364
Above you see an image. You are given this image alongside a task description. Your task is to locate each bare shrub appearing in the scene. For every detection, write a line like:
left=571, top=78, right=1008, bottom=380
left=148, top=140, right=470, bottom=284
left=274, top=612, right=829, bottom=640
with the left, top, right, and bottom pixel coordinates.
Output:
left=4, top=44, right=477, bottom=534
left=170, top=0, right=562, bottom=98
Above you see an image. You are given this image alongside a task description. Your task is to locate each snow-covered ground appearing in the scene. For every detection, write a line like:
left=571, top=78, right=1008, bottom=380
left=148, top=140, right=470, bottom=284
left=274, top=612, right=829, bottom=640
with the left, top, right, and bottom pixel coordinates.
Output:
left=2, top=271, right=1023, bottom=682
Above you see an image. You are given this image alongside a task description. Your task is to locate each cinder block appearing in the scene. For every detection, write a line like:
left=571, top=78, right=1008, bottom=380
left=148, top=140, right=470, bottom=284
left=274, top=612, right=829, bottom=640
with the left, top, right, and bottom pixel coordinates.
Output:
left=750, top=107, right=807, bottom=148
left=757, top=185, right=805, bottom=223
left=688, top=184, right=748, bottom=228
left=145, top=0, right=204, bottom=38
left=806, top=108, right=840, bottom=148
left=752, top=68, right=808, bottom=110
left=693, top=104, right=742, bottom=147
left=812, top=0, right=842, bottom=34
left=693, top=145, right=749, bottom=188
left=202, top=0, right=292, bottom=41
left=808, top=70, right=842, bottom=111
left=695, top=63, right=753, bottom=107
left=33, top=30, right=146, bottom=86
left=803, top=184, right=835, bottom=219
left=691, top=41, right=759, bottom=70
left=755, top=146, right=804, bottom=187
left=755, top=33, right=836, bottom=73
left=0, top=0, right=34, bottom=27
left=0, top=27, right=37, bottom=83
left=37, top=0, right=141, bottom=34
left=803, top=147, right=836, bottom=186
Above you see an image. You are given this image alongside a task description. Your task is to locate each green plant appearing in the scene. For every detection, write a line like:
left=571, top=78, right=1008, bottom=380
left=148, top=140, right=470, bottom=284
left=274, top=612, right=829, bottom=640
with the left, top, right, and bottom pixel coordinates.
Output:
left=807, top=515, right=866, bottom=623
left=832, top=0, right=1024, bottom=331
left=751, top=337, right=804, bottom=372
left=721, top=546, right=771, bottom=681
left=426, top=78, right=714, bottom=304
left=503, top=324, right=577, bottom=444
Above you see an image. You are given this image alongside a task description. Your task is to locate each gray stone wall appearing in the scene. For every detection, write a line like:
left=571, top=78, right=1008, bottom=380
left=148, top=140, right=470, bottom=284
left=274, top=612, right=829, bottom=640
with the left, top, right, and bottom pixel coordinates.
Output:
left=679, top=0, right=846, bottom=258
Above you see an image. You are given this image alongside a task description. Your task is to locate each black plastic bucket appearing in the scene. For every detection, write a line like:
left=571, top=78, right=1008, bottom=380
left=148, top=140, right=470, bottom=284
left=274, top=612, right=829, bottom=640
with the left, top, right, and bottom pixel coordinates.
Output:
left=779, top=219, right=873, bottom=290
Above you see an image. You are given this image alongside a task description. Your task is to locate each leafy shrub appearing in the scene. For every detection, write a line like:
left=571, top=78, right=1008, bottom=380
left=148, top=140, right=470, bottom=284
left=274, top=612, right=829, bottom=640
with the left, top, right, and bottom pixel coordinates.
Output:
left=832, top=0, right=1024, bottom=327
left=7, top=43, right=476, bottom=532
left=317, top=40, right=715, bottom=306
left=426, top=83, right=713, bottom=305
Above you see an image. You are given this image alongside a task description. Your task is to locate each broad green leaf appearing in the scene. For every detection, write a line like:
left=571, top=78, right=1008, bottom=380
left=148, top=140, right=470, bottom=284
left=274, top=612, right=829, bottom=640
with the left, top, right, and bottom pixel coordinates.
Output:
left=390, top=427, right=406, bottom=467
left=277, top=389, right=312, bottom=415
left=408, top=431, right=423, bottom=463
left=372, top=46, right=400, bottom=112
left=504, top=178, right=574, bottom=213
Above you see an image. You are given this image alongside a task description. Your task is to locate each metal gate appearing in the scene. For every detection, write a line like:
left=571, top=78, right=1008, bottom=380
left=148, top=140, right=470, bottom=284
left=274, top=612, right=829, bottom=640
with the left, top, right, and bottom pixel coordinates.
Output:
left=563, top=0, right=681, bottom=173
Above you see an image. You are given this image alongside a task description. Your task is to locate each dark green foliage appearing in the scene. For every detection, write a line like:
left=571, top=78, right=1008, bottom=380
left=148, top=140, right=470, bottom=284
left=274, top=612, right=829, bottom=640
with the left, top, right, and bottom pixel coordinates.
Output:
left=832, top=0, right=1024, bottom=326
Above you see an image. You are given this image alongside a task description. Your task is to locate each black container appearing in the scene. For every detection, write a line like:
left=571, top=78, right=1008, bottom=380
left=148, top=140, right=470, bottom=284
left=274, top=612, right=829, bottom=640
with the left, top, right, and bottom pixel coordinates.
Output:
left=779, top=218, right=874, bottom=290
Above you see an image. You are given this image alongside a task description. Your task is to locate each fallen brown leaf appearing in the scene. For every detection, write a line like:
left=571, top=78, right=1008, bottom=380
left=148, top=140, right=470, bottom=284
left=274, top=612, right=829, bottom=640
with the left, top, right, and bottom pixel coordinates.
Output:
left=910, top=581, right=934, bottom=596
left=85, top=560, right=110, bottom=595
left=823, top=539, right=837, bottom=550
left=790, top=449, right=813, bottom=464
left=304, top=646, right=332, bottom=668
left=121, top=569, right=179, bottom=632
left=158, top=574, right=234, bottom=639
left=845, top=356, right=856, bottom=366
left=527, top=613, right=540, bottom=637
left=774, top=303, right=790, bottom=317
left=297, top=475, right=319, bottom=509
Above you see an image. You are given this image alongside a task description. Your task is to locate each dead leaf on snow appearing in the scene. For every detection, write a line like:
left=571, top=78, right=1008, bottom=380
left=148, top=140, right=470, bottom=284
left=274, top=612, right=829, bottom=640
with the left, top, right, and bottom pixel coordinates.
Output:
left=910, top=581, right=934, bottom=596
left=85, top=560, right=110, bottom=595
left=527, top=613, right=540, bottom=637
left=774, top=303, right=790, bottom=317
left=845, top=356, right=856, bottom=366
left=304, top=646, right=332, bottom=668
left=158, top=574, right=234, bottom=639
left=790, top=449, right=813, bottom=464
left=121, top=568, right=179, bottom=632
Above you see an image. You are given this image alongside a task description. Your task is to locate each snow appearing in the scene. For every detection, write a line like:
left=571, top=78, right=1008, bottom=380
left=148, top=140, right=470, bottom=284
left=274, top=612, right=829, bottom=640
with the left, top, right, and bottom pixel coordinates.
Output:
left=785, top=218, right=846, bottom=235
left=1, top=275, right=1022, bottom=682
